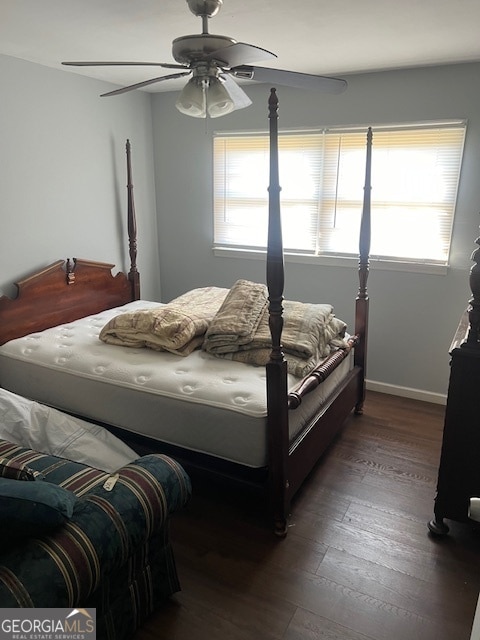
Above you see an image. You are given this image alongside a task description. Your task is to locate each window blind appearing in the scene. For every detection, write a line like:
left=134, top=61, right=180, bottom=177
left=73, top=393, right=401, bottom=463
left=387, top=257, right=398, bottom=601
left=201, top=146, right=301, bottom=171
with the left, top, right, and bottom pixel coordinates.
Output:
left=213, top=121, right=466, bottom=265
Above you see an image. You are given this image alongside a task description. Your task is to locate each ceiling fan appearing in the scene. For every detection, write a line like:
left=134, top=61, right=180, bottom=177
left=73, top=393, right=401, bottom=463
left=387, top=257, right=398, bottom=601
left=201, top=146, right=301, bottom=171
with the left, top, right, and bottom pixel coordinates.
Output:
left=62, top=0, right=347, bottom=119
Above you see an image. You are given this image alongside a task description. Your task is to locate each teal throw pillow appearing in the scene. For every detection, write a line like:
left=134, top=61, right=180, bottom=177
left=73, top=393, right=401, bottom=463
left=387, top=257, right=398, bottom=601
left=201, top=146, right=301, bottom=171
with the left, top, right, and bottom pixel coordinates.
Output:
left=0, top=478, right=77, bottom=538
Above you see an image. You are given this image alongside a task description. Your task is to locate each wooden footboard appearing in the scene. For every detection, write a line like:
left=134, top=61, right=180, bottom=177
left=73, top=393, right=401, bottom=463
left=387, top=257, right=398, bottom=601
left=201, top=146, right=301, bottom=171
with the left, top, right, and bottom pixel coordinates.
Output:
left=287, top=335, right=358, bottom=409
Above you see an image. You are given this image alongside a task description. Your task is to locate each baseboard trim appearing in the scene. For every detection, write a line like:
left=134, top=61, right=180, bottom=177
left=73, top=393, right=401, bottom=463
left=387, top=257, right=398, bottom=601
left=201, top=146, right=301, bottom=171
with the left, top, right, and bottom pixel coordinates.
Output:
left=366, top=380, right=447, bottom=405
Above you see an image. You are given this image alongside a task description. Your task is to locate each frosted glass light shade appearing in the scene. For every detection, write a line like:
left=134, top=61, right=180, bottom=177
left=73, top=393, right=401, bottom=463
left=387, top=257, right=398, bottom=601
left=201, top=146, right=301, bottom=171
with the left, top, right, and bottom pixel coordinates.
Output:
left=207, top=77, right=234, bottom=118
left=176, top=78, right=207, bottom=118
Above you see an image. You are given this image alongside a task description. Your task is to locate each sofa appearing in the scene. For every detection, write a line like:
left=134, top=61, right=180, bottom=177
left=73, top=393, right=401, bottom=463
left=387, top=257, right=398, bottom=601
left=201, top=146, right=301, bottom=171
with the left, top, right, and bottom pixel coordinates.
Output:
left=0, top=437, right=191, bottom=640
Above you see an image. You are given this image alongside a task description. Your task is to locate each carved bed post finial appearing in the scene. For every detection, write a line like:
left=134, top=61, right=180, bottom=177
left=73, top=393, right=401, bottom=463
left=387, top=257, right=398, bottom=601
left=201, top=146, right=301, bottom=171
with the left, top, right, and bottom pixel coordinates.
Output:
left=66, top=258, right=76, bottom=285
left=126, top=139, right=140, bottom=300
left=463, top=222, right=480, bottom=349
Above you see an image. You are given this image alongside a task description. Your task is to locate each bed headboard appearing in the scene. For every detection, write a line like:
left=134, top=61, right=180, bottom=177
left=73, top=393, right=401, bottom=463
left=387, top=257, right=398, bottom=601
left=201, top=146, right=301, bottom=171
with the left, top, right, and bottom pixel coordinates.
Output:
left=0, top=141, right=140, bottom=346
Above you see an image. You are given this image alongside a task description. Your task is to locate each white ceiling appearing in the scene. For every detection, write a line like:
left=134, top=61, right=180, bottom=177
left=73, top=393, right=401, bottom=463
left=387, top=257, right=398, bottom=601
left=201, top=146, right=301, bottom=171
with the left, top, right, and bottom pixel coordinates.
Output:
left=2, top=0, right=480, bottom=94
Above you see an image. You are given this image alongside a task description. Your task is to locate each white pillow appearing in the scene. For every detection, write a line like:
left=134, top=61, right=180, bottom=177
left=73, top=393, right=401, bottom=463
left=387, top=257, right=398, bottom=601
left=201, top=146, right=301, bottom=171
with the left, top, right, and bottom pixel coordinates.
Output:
left=0, top=388, right=138, bottom=472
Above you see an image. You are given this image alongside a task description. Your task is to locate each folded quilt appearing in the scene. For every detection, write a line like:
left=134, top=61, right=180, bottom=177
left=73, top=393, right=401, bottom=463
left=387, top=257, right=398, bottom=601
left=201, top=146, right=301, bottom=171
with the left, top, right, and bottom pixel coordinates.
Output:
left=202, top=279, right=269, bottom=353
left=203, top=279, right=348, bottom=377
left=99, top=286, right=228, bottom=356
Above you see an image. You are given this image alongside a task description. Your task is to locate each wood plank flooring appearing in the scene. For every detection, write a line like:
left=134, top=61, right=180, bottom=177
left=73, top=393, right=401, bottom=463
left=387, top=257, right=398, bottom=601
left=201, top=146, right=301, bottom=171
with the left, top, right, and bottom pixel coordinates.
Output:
left=134, top=392, right=480, bottom=640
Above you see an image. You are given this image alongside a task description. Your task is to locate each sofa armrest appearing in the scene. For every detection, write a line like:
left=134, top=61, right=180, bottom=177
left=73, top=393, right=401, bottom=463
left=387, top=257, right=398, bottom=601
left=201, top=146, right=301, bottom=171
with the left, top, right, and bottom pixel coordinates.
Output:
left=0, top=453, right=191, bottom=607
left=86, top=453, right=192, bottom=517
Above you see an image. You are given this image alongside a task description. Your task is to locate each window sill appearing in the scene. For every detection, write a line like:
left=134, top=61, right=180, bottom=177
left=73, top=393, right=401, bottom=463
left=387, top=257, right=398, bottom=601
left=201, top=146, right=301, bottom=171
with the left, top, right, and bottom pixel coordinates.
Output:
left=213, top=247, right=448, bottom=275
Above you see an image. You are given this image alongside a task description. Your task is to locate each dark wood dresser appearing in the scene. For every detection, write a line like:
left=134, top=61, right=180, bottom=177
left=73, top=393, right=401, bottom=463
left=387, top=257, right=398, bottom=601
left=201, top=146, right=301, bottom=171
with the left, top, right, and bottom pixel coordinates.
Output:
left=428, top=232, right=480, bottom=535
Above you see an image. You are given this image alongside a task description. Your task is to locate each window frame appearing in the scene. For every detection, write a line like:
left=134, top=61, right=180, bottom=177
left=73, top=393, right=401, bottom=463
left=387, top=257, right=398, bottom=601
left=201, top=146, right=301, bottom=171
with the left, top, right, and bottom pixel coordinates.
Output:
left=212, top=120, right=467, bottom=273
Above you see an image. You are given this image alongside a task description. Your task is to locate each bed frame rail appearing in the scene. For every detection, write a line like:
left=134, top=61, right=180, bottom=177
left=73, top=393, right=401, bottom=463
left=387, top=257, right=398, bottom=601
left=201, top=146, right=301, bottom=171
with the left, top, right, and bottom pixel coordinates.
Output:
left=287, top=335, right=358, bottom=409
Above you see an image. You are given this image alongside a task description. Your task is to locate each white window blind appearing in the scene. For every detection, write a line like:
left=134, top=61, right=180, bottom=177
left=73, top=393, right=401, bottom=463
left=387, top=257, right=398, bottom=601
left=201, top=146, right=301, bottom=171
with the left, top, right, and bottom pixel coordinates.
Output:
left=213, top=122, right=466, bottom=265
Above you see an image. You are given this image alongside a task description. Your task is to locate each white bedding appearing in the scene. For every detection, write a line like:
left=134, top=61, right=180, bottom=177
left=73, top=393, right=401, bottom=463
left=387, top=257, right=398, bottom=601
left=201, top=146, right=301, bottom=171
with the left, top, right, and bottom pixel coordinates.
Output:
left=0, top=301, right=353, bottom=468
left=0, top=388, right=138, bottom=472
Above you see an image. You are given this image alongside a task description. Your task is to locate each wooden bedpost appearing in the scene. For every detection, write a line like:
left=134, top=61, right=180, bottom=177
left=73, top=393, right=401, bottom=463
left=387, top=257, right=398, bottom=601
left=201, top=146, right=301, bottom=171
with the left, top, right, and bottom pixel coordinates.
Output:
left=354, top=127, right=372, bottom=414
left=126, top=139, right=141, bottom=300
left=265, top=88, right=290, bottom=537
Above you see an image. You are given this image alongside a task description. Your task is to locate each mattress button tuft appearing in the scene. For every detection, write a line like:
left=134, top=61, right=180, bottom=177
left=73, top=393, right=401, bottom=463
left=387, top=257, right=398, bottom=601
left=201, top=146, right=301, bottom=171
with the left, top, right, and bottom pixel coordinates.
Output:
left=181, top=384, right=197, bottom=395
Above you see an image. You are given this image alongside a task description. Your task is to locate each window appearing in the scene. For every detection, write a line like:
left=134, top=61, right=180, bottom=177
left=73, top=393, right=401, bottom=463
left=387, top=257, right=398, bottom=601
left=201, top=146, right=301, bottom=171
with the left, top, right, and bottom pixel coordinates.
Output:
left=213, top=122, right=466, bottom=265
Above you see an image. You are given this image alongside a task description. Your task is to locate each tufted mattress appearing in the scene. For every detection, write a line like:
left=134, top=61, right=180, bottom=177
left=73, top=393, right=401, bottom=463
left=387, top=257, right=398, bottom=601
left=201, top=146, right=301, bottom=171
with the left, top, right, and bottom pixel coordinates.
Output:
left=0, top=301, right=353, bottom=468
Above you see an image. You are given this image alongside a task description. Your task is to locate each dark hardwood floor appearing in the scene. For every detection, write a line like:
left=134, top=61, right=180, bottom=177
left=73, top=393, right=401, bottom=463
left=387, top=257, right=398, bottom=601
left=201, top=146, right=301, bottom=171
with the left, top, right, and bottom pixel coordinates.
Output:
left=134, top=391, right=480, bottom=640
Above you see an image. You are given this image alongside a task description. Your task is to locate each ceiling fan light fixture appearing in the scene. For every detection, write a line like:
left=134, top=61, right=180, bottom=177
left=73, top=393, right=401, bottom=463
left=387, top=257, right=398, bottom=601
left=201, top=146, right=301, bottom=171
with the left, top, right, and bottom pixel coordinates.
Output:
left=175, top=77, right=207, bottom=117
left=206, top=76, right=235, bottom=118
left=62, top=0, right=347, bottom=113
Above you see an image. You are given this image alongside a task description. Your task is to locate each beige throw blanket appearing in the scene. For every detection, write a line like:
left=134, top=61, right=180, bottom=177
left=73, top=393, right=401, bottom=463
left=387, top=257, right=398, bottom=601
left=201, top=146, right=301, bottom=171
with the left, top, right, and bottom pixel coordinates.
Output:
left=201, top=279, right=269, bottom=352
left=203, top=279, right=348, bottom=377
left=99, top=280, right=348, bottom=376
left=99, top=287, right=228, bottom=356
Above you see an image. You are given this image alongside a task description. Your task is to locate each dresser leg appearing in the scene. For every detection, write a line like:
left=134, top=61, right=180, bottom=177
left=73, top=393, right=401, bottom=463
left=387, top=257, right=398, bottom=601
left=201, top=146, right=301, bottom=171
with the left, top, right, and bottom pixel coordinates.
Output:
left=428, top=516, right=450, bottom=536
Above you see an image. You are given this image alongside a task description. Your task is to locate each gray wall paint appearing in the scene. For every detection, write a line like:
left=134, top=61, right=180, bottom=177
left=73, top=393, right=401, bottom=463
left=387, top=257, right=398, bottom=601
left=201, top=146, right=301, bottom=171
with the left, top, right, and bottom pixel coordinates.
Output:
left=151, top=62, right=480, bottom=397
left=0, top=54, right=161, bottom=301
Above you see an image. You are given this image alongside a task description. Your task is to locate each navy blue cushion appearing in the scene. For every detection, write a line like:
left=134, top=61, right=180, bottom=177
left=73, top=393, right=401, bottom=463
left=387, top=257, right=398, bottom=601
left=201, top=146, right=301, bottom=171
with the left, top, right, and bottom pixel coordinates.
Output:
left=0, top=477, right=77, bottom=536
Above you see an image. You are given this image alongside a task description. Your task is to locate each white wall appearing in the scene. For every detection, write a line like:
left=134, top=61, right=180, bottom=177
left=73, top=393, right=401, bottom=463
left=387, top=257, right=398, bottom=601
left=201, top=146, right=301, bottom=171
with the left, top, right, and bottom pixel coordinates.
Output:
left=0, top=54, right=161, bottom=301
left=151, top=62, right=480, bottom=399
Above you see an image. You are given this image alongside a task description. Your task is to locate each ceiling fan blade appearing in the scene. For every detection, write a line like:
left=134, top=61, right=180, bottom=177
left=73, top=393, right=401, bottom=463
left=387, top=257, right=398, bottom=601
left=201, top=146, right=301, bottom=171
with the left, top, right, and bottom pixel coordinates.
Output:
left=221, top=74, right=252, bottom=110
left=62, top=61, right=186, bottom=70
left=231, top=65, right=347, bottom=94
left=206, top=42, right=276, bottom=68
left=100, top=71, right=191, bottom=97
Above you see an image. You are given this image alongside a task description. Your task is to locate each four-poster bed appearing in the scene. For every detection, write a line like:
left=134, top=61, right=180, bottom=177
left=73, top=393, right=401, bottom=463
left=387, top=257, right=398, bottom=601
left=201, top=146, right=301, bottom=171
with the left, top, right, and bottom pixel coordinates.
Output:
left=0, top=89, right=372, bottom=535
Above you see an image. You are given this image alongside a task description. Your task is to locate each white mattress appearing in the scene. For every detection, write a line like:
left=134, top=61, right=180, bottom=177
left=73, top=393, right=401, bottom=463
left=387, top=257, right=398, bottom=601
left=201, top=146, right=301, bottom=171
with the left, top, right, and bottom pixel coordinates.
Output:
left=0, top=301, right=353, bottom=468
